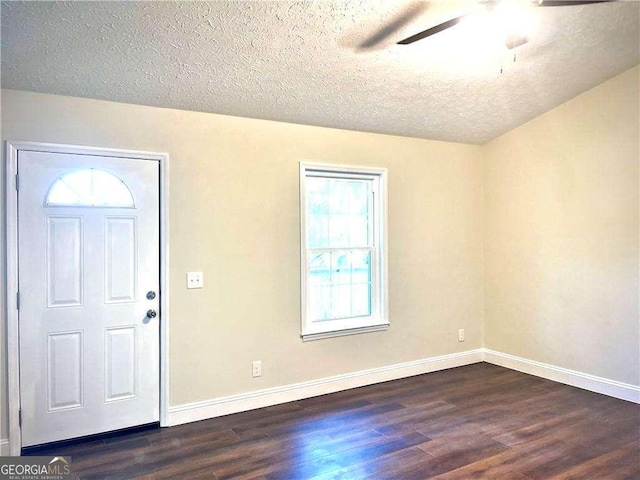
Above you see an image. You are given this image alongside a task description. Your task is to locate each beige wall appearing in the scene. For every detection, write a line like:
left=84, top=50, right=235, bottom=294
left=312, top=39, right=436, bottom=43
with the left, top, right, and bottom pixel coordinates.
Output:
left=483, top=65, right=640, bottom=385
left=0, top=89, right=484, bottom=440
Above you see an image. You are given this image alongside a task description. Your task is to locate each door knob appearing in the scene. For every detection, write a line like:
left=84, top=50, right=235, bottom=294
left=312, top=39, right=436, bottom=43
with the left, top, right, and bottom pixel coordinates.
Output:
left=146, top=309, right=157, bottom=319
left=146, top=291, right=156, bottom=300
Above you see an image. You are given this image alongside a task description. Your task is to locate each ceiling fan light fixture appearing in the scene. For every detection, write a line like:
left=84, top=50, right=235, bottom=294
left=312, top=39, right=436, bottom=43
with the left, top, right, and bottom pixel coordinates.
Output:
left=505, top=33, right=529, bottom=49
left=494, top=0, right=537, bottom=48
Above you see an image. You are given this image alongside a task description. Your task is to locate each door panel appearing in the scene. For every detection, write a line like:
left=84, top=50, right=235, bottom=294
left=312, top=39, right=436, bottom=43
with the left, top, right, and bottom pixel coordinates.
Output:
left=47, top=331, right=83, bottom=411
left=18, top=150, right=160, bottom=447
left=105, top=326, right=137, bottom=402
left=47, top=216, right=83, bottom=307
left=104, top=217, right=137, bottom=303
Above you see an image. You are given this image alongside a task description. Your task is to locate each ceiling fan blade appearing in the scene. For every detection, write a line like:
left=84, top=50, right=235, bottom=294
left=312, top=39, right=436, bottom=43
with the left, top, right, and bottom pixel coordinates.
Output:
left=537, top=0, right=614, bottom=6
left=358, top=1, right=430, bottom=50
left=397, top=15, right=467, bottom=45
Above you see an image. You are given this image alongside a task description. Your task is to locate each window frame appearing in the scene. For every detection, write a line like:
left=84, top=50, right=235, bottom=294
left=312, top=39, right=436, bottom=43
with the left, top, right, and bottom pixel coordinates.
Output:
left=300, top=161, right=389, bottom=341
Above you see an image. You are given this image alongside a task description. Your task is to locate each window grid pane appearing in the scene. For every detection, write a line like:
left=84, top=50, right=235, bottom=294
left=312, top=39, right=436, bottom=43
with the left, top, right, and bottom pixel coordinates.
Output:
left=306, top=177, right=371, bottom=249
left=308, top=249, right=372, bottom=321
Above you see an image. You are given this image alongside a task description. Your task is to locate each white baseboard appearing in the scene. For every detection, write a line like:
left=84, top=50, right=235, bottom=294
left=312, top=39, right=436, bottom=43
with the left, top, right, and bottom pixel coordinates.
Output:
left=164, top=347, right=640, bottom=427
left=483, top=349, right=640, bottom=404
left=0, top=439, right=9, bottom=456
left=168, top=349, right=483, bottom=426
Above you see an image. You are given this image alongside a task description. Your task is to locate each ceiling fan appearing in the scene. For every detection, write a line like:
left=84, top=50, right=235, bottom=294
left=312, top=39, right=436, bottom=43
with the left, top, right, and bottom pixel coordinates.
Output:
left=396, top=0, right=616, bottom=49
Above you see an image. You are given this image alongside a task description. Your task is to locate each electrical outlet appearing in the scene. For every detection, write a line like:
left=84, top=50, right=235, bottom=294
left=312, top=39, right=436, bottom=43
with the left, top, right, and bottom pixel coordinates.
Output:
left=252, top=360, right=262, bottom=378
left=458, top=329, right=465, bottom=342
left=187, top=272, right=204, bottom=289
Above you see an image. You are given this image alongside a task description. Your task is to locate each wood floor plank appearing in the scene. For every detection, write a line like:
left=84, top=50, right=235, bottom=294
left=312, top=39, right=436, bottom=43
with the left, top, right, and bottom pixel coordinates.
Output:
left=546, top=441, right=640, bottom=480
left=489, top=408, right=594, bottom=446
left=426, top=436, right=567, bottom=480
left=22, top=363, right=639, bottom=479
left=263, top=430, right=428, bottom=479
left=308, top=446, right=434, bottom=480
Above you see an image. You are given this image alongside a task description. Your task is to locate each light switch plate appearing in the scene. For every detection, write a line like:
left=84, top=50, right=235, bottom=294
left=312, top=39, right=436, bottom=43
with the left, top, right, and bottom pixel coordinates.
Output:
left=187, top=271, right=204, bottom=289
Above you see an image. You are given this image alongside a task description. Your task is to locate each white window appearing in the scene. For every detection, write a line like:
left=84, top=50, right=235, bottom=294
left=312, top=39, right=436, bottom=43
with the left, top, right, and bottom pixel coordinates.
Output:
left=300, top=162, right=388, bottom=341
left=46, top=168, right=135, bottom=208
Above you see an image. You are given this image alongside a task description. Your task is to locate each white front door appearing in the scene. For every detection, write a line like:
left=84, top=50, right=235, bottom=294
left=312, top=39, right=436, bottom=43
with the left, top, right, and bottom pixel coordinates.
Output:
left=18, top=150, right=160, bottom=447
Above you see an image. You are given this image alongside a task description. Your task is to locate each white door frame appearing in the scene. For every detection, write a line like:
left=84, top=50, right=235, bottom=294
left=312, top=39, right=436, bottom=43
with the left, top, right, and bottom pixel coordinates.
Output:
left=5, top=141, right=171, bottom=456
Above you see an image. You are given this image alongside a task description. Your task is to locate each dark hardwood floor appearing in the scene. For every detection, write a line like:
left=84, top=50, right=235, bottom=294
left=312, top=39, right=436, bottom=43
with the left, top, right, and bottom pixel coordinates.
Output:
left=24, top=363, right=640, bottom=479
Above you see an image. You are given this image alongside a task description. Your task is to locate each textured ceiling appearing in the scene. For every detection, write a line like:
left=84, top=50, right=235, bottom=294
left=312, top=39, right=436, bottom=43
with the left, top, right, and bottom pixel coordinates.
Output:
left=1, top=1, right=639, bottom=144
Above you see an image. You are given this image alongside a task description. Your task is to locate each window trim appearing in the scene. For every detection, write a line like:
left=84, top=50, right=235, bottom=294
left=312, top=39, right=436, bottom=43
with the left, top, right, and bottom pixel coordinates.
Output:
left=300, top=161, right=389, bottom=341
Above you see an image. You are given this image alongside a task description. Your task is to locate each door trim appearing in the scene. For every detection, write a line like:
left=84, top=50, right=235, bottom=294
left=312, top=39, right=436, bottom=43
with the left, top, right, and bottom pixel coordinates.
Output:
left=5, top=141, right=170, bottom=456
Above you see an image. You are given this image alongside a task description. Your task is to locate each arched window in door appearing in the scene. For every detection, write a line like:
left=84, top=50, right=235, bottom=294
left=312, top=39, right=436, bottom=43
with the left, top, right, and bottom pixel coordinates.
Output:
left=45, top=168, right=135, bottom=207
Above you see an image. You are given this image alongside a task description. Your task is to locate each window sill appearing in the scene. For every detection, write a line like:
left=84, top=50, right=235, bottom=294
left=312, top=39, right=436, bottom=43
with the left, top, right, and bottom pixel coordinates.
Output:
left=301, top=323, right=389, bottom=342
